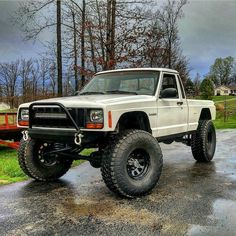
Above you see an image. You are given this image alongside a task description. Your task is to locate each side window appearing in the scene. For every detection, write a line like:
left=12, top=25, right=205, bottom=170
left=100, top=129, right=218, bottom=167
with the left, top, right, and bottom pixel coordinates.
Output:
left=160, top=74, right=179, bottom=98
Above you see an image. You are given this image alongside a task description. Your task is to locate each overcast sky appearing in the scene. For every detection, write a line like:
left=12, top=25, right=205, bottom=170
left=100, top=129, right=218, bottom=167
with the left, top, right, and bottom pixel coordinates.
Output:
left=179, top=0, right=236, bottom=78
left=0, top=0, right=236, bottom=79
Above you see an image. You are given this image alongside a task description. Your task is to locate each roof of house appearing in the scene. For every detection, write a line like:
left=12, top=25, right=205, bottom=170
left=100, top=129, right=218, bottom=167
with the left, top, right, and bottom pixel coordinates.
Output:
left=0, top=102, right=10, bottom=110
left=215, top=85, right=236, bottom=90
left=229, top=85, right=236, bottom=90
left=215, top=85, right=231, bottom=90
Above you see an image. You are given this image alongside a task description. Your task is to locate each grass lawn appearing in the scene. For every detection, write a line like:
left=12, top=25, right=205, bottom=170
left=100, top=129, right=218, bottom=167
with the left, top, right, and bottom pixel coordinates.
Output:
left=212, top=95, right=236, bottom=102
left=214, top=113, right=236, bottom=129
left=0, top=147, right=27, bottom=185
left=214, top=97, right=236, bottom=129
left=0, top=147, right=91, bottom=186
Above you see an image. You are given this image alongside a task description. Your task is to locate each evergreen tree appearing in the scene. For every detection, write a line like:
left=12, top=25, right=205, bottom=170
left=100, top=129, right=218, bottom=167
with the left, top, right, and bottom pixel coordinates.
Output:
left=200, top=78, right=214, bottom=100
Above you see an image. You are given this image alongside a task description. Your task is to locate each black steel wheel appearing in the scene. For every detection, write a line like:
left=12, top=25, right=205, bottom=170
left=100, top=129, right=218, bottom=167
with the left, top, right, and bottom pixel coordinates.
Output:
left=127, top=149, right=150, bottom=179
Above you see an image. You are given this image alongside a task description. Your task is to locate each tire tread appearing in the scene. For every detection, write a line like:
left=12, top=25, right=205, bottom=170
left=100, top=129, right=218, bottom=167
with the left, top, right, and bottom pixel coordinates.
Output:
left=101, top=129, right=163, bottom=198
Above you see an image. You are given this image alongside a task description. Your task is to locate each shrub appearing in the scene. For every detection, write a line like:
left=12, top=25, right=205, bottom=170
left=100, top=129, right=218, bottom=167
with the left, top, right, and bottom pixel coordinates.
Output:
left=200, top=78, right=214, bottom=100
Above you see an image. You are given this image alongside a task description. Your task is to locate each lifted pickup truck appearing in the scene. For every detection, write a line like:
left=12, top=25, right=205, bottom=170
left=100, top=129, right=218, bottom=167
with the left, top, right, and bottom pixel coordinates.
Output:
left=17, top=68, right=216, bottom=198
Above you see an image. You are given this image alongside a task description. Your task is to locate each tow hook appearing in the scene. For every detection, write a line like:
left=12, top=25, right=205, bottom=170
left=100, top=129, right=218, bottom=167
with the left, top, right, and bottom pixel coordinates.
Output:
left=74, top=132, right=84, bottom=146
left=22, top=130, right=29, bottom=141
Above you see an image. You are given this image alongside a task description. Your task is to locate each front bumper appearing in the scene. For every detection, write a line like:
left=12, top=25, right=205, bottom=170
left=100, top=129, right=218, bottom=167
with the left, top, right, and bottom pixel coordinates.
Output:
left=26, top=102, right=107, bottom=146
left=28, top=128, right=105, bottom=145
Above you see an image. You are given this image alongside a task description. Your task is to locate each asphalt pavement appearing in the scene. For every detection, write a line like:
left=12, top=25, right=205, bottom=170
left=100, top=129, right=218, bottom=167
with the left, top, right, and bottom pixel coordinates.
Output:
left=0, top=130, right=236, bottom=236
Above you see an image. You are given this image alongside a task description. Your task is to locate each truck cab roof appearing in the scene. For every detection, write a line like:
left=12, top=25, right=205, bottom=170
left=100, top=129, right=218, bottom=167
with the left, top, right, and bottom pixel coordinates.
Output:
left=96, top=68, right=178, bottom=75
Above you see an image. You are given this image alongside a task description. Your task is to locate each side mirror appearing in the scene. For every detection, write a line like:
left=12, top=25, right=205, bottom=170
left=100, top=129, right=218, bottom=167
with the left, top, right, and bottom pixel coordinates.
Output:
left=160, top=88, right=177, bottom=98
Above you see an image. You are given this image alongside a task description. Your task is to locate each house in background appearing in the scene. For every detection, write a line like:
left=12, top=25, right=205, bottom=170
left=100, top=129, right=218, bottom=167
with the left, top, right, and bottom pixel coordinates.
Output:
left=215, top=85, right=231, bottom=96
left=229, top=85, right=236, bottom=95
left=0, top=102, right=10, bottom=110
left=215, top=85, right=236, bottom=96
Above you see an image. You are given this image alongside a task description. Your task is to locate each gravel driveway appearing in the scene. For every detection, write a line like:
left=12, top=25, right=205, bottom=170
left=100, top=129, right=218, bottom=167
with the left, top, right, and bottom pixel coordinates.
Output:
left=0, top=130, right=236, bottom=236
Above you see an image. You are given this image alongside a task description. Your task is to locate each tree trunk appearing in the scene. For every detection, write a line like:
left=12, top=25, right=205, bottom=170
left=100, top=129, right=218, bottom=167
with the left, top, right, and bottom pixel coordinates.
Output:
left=168, top=39, right=172, bottom=68
left=81, top=0, right=86, bottom=88
left=96, top=0, right=106, bottom=70
left=110, top=0, right=116, bottom=69
left=88, top=24, right=97, bottom=73
left=106, top=0, right=112, bottom=70
left=72, top=11, right=78, bottom=91
left=106, top=0, right=116, bottom=70
left=57, top=0, right=62, bottom=96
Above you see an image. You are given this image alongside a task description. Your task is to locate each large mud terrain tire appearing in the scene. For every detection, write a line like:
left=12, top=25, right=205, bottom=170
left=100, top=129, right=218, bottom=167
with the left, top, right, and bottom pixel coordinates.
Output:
left=18, top=139, right=72, bottom=181
left=191, top=120, right=216, bottom=162
left=101, top=130, right=163, bottom=198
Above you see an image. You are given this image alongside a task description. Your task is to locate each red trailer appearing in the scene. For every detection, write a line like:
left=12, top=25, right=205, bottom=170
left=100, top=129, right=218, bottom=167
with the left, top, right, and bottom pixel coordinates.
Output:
left=0, top=113, right=21, bottom=150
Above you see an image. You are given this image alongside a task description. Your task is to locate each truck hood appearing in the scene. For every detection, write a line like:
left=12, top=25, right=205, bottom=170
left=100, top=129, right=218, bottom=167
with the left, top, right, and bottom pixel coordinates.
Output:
left=20, top=94, right=155, bottom=108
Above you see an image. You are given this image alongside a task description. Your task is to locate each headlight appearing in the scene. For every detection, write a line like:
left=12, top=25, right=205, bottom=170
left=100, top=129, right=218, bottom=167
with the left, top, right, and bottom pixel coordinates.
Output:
left=20, top=108, right=29, bottom=121
left=89, top=109, right=103, bottom=123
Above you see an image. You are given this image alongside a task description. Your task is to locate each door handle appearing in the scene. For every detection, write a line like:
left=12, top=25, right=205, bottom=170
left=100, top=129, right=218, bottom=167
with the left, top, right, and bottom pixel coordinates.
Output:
left=177, top=101, right=183, bottom=105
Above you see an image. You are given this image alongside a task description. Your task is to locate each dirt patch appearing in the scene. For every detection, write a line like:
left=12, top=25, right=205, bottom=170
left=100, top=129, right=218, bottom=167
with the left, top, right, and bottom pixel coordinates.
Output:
left=58, top=196, right=160, bottom=226
left=0, top=180, right=8, bottom=184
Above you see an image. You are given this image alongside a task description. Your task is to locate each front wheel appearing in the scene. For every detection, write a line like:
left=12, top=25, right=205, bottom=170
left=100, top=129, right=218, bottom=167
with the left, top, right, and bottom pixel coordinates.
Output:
left=18, top=139, right=73, bottom=181
left=191, top=120, right=216, bottom=162
left=101, top=130, right=163, bottom=198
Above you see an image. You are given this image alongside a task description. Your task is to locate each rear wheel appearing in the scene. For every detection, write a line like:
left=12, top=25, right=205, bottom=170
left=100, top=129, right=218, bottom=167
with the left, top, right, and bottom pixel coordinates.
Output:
left=18, top=139, right=72, bottom=181
left=191, top=120, right=216, bottom=162
left=101, top=130, right=163, bottom=198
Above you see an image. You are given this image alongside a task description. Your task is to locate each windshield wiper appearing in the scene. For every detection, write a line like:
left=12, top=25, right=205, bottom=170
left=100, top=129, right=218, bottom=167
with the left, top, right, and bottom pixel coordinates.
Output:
left=106, top=90, right=138, bottom=95
left=80, top=91, right=105, bottom=95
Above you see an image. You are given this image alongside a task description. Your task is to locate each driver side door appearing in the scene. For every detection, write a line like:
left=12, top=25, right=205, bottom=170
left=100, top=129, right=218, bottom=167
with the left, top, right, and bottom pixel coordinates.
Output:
left=156, top=73, right=188, bottom=137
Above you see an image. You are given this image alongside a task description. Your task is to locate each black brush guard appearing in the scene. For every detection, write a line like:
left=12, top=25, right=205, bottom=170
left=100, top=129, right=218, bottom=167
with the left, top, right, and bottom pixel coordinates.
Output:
left=29, top=102, right=81, bottom=131
left=28, top=102, right=83, bottom=144
left=27, top=102, right=104, bottom=146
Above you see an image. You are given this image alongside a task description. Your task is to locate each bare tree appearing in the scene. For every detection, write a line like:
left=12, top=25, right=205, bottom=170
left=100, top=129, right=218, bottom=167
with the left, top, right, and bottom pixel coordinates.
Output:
left=156, top=0, right=187, bottom=68
left=49, top=62, right=57, bottom=96
left=0, top=61, right=20, bottom=108
left=10, top=0, right=190, bottom=96
left=14, top=0, right=63, bottom=96
left=56, top=0, right=63, bottom=96
left=19, top=59, right=33, bottom=102
left=105, top=0, right=117, bottom=69
left=193, top=73, right=201, bottom=96
left=30, top=61, right=41, bottom=100
left=39, top=57, right=49, bottom=97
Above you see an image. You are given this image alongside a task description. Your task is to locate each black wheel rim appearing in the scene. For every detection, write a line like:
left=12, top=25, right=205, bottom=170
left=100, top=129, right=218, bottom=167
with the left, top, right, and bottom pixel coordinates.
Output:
left=37, top=143, right=58, bottom=167
left=126, top=149, right=150, bottom=180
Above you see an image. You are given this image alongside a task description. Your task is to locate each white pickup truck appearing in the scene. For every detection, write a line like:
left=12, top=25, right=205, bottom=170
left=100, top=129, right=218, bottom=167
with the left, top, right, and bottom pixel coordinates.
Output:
left=17, top=68, right=216, bottom=198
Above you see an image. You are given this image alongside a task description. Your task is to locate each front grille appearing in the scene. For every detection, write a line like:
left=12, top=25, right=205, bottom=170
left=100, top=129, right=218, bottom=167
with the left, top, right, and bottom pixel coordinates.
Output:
left=31, top=107, right=85, bottom=129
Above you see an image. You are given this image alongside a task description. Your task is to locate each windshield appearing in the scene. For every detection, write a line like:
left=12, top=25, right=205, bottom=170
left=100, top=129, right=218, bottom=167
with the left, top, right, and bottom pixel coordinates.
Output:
left=80, top=71, right=159, bottom=96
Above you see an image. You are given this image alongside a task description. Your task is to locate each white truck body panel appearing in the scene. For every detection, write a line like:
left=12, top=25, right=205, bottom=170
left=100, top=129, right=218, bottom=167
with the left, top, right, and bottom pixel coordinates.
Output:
left=18, top=68, right=216, bottom=138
